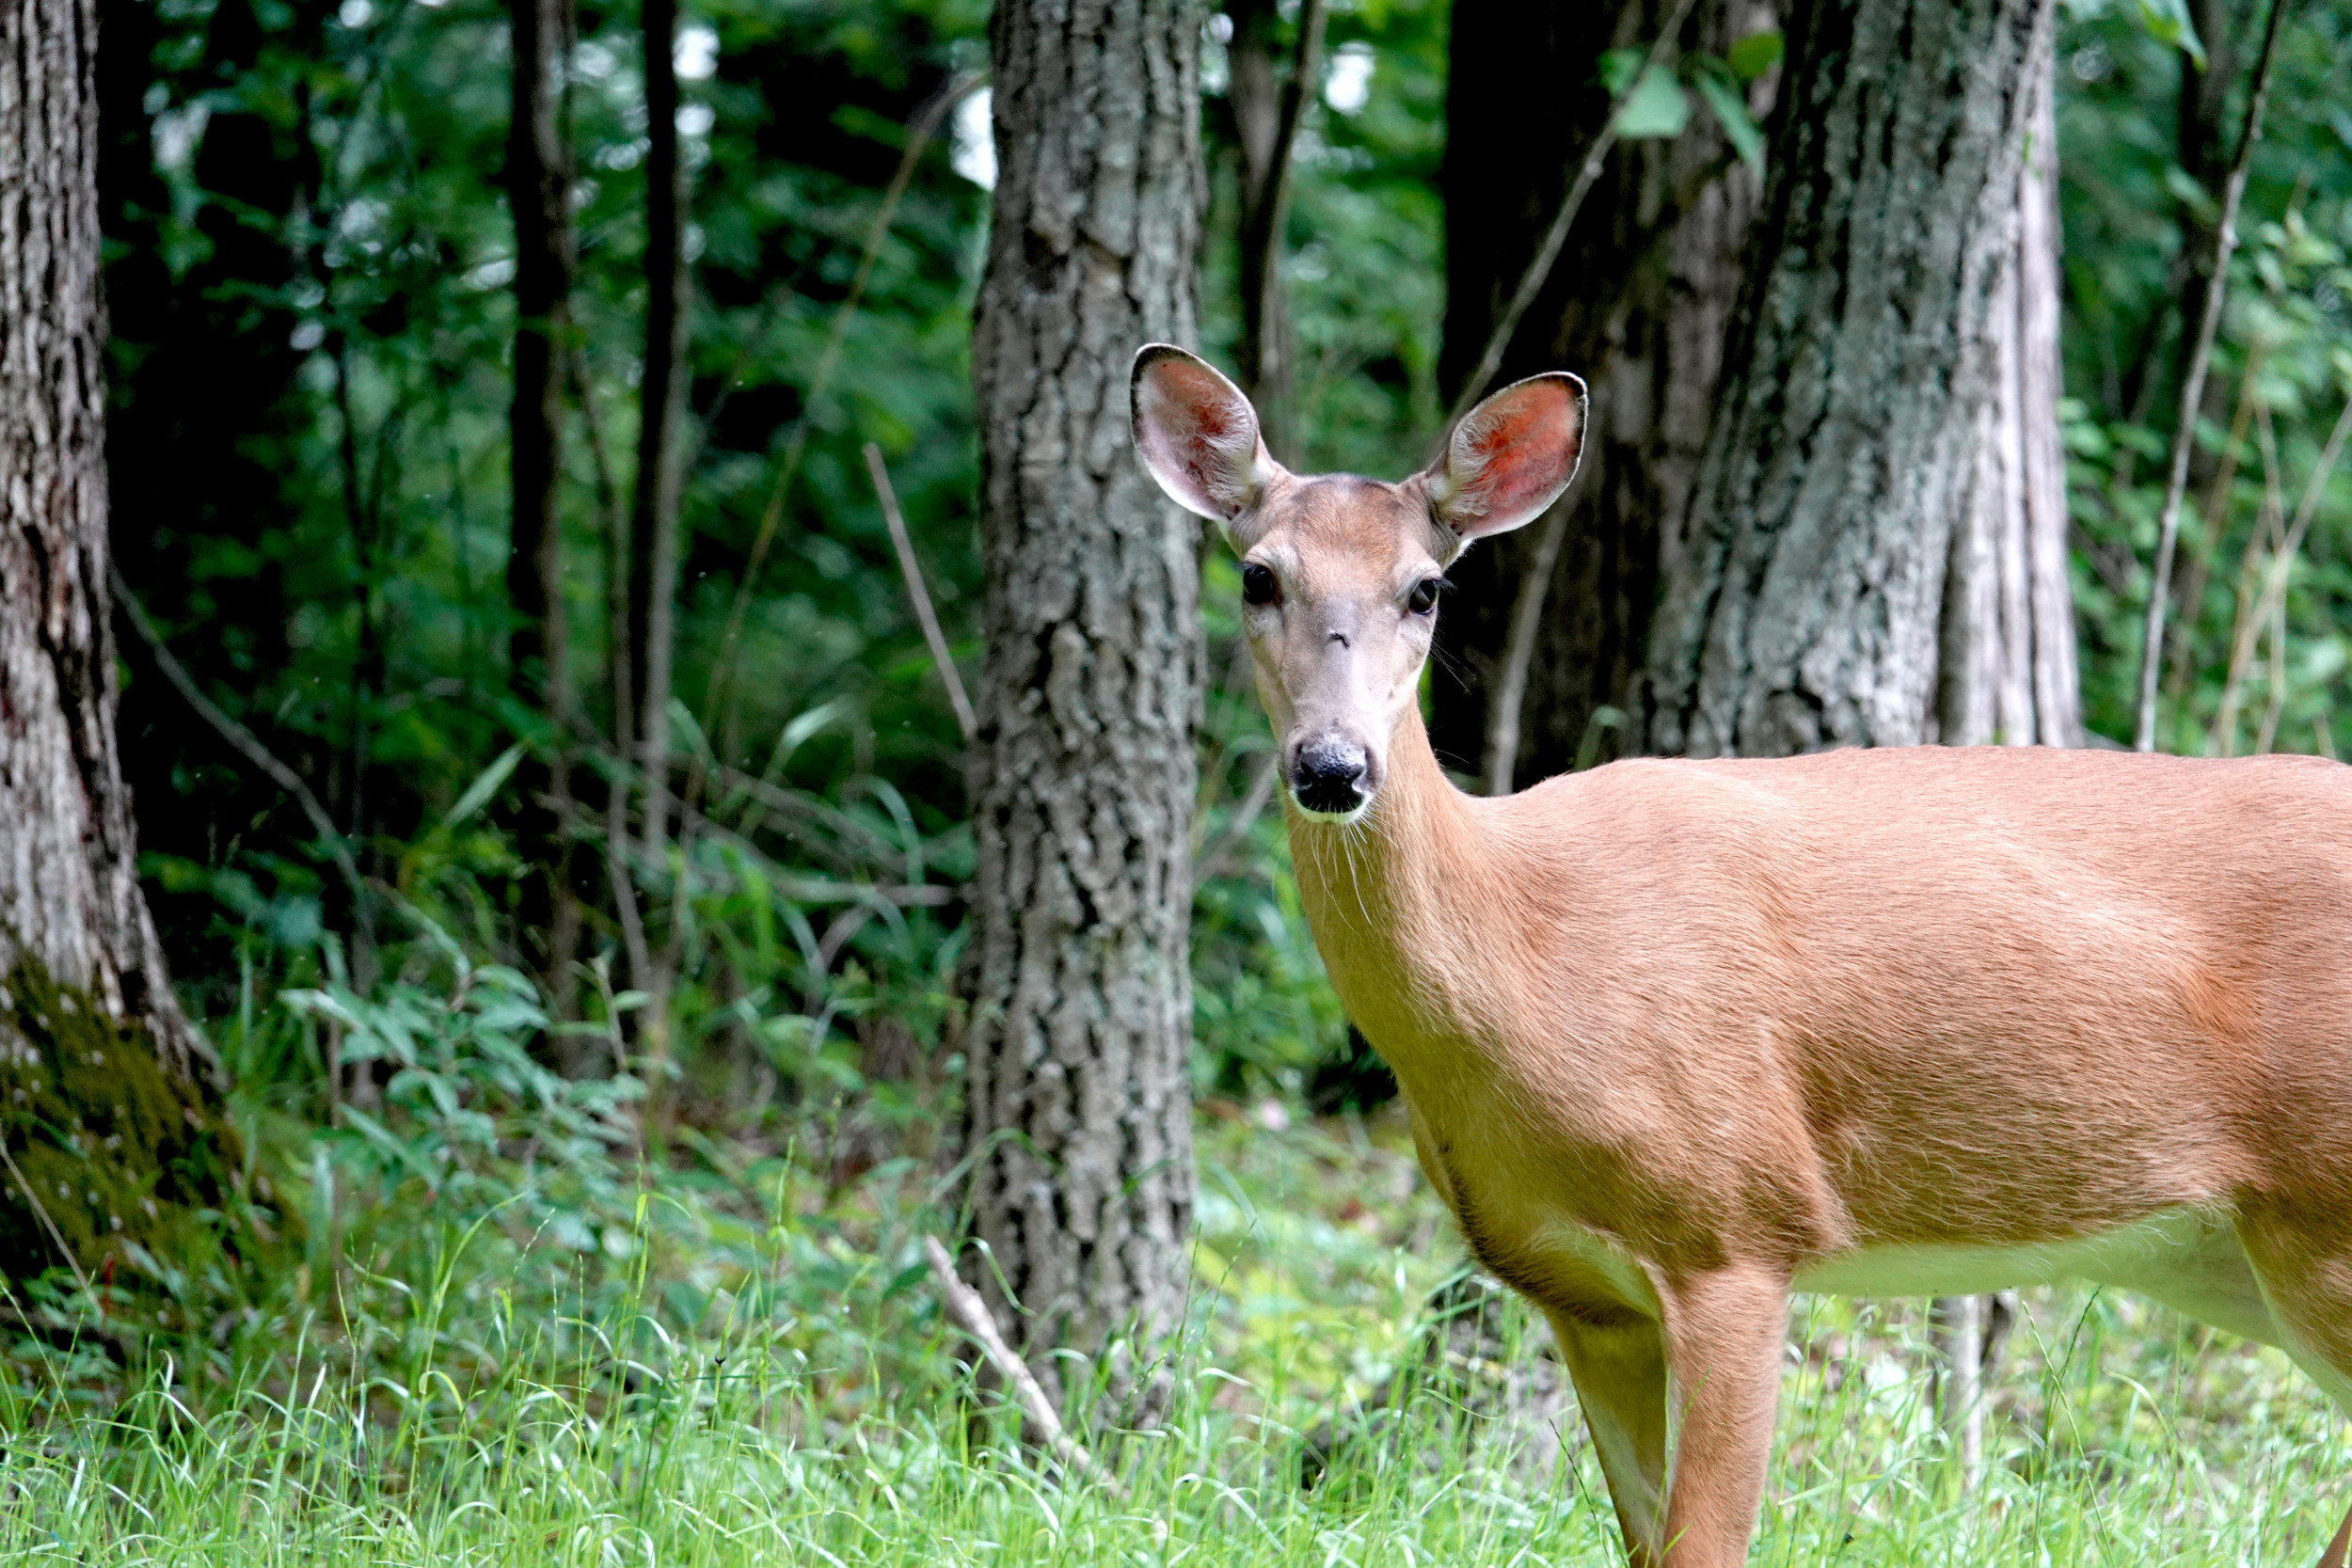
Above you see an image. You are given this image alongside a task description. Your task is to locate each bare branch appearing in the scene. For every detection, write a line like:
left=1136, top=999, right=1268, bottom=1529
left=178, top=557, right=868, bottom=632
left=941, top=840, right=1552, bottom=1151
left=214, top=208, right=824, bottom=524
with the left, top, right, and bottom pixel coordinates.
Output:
left=1194, top=752, right=1280, bottom=883
left=111, top=570, right=367, bottom=905
left=2132, top=0, right=2293, bottom=751
left=2208, top=390, right=2352, bottom=754
left=865, top=443, right=979, bottom=747
left=703, top=69, right=985, bottom=737
left=1434, top=0, right=1702, bottom=458
left=1483, top=494, right=1576, bottom=796
left=0, top=1141, right=93, bottom=1300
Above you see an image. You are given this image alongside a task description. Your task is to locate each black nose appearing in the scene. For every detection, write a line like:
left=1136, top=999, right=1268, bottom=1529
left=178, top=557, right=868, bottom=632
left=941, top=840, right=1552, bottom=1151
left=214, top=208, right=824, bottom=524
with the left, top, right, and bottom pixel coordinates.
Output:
left=1292, top=741, right=1368, bottom=816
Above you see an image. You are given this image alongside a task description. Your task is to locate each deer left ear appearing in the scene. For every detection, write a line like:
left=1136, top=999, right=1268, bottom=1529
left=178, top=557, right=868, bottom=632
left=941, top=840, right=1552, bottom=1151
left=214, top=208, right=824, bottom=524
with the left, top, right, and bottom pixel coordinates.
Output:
left=1421, top=372, right=1587, bottom=544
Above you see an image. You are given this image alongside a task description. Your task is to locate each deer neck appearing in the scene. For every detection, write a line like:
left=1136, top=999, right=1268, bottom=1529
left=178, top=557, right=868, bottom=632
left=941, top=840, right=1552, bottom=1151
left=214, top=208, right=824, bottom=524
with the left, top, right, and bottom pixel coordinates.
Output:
left=1284, top=706, right=1512, bottom=1077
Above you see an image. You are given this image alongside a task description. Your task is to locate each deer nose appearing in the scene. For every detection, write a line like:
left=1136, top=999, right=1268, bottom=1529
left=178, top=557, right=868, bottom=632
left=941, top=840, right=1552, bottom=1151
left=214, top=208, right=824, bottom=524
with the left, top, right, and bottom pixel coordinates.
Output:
left=1292, top=739, right=1368, bottom=816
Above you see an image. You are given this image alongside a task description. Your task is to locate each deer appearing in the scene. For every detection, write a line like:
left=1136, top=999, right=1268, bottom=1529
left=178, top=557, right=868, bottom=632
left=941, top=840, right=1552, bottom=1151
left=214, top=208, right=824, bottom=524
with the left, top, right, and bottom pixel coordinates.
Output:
left=1129, top=342, right=2352, bottom=1568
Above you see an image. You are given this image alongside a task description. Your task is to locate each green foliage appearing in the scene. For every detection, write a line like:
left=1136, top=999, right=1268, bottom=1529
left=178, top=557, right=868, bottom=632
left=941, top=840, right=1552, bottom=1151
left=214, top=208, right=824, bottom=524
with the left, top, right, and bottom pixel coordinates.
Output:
left=1597, top=37, right=1776, bottom=169
left=281, top=935, right=642, bottom=1227
left=2057, top=0, right=2352, bottom=751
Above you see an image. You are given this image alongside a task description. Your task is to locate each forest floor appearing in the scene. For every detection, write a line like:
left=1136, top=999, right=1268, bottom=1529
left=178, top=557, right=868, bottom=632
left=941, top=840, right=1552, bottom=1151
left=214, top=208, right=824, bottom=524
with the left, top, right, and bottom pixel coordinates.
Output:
left=1, top=1104, right=2344, bottom=1565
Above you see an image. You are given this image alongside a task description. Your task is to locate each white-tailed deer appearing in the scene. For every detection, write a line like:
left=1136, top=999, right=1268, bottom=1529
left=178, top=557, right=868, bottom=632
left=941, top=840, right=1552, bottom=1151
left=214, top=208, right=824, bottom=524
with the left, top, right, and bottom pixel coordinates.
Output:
left=1131, top=343, right=2352, bottom=1568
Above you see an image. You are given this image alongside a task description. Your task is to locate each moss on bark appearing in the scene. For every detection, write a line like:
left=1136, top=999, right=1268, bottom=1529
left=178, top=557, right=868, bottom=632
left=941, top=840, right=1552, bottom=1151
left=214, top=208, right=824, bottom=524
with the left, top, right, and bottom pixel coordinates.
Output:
left=0, top=952, right=252, bottom=1290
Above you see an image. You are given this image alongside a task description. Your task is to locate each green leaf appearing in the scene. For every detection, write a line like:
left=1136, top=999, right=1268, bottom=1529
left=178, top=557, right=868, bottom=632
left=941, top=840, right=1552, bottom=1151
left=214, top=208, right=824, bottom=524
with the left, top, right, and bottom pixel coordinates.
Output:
left=443, top=743, right=525, bottom=831
left=1726, top=29, right=1783, bottom=81
left=1613, top=66, right=1690, bottom=139
left=2132, top=0, right=2205, bottom=65
left=1692, top=72, right=1765, bottom=173
left=1597, top=47, right=1645, bottom=96
left=2164, top=166, right=2217, bottom=222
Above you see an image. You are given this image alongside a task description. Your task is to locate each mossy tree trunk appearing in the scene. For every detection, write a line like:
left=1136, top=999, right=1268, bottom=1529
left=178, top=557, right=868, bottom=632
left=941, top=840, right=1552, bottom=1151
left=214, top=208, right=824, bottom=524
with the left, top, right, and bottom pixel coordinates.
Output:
left=961, top=0, right=1203, bottom=1391
left=2, top=0, right=226, bottom=1283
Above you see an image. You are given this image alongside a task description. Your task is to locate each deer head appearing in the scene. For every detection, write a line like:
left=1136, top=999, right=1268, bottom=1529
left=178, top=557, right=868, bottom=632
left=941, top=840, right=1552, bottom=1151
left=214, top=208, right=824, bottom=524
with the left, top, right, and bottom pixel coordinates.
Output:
left=1131, top=344, right=1586, bottom=821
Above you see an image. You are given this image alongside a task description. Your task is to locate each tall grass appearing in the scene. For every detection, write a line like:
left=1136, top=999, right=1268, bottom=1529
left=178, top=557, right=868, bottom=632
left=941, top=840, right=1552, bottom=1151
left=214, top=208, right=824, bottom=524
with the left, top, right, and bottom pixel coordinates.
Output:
left=3, top=1110, right=2343, bottom=1566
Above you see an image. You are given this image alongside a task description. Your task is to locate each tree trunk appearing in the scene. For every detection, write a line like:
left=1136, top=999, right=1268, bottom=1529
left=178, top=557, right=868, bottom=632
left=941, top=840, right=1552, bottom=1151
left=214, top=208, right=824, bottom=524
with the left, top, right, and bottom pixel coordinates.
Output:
left=1225, top=0, right=1319, bottom=455
left=3, top=0, right=230, bottom=1279
left=509, top=0, right=580, bottom=990
left=1642, top=0, right=2076, bottom=758
left=630, top=0, right=685, bottom=854
left=961, top=0, right=1202, bottom=1386
left=1432, top=0, right=1775, bottom=788
left=1935, top=54, right=2079, bottom=752
left=624, top=0, right=687, bottom=1099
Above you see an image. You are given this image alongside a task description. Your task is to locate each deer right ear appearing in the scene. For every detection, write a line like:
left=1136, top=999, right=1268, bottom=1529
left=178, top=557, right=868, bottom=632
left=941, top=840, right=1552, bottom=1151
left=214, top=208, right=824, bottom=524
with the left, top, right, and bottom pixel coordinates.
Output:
left=1131, top=344, right=1283, bottom=536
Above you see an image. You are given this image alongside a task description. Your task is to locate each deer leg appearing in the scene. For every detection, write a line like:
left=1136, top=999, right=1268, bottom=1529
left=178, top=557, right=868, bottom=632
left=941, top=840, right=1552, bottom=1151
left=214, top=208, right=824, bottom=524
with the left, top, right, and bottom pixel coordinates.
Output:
left=2233, top=1202, right=2352, bottom=1568
left=2319, top=1505, right=2351, bottom=1568
left=1652, top=1264, right=1789, bottom=1568
left=1547, top=1307, right=1670, bottom=1567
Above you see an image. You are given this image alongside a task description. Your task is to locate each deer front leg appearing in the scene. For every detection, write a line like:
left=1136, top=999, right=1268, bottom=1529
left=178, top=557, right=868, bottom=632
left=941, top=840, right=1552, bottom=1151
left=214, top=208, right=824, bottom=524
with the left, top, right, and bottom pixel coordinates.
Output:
left=1646, top=1265, right=1788, bottom=1566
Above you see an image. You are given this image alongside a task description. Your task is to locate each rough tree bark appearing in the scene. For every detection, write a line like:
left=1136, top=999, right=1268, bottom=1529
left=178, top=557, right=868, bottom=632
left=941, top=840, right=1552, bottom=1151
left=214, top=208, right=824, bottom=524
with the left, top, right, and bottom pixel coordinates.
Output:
left=961, top=0, right=1202, bottom=1383
left=1433, top=0, right=1775, bottom=787
left=2, top=0, right=198, bottom=1076
left=3, top=0, right=236, bottom=1281
left=1643, top=0, right=2077, bottom=758
left=509, top=0, right=580, bottom=986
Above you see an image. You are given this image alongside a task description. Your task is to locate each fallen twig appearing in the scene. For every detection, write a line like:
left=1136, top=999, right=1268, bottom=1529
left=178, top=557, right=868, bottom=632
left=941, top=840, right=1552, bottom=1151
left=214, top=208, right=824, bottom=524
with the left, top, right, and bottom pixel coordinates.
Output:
left=923, top=1235, right=1127, bottom=1499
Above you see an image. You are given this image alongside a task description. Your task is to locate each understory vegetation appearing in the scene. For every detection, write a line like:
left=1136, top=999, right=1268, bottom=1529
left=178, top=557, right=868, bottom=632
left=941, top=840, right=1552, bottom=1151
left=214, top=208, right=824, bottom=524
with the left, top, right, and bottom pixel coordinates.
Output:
left=5, top=1079, right=2345, bottom=1563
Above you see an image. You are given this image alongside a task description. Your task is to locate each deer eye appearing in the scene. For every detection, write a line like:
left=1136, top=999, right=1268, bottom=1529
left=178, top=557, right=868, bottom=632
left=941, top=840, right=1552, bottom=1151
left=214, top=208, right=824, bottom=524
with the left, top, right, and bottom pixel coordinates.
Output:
left=1406, top=577, right=1445, bottom=615
left=1242, top=562, right=1279, bottom=606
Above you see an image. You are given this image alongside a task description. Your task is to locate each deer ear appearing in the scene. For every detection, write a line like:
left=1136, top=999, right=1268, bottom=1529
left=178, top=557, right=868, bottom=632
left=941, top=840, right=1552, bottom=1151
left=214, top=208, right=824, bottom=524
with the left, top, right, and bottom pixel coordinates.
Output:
left=1422, top=372, right=1587, bottom=543
left=1131, top=344, right=1283, bottom=531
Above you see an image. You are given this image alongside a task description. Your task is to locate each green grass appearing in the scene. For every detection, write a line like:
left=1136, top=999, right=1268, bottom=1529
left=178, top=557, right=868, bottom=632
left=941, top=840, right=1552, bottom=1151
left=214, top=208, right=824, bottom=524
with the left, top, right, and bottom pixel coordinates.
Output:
left=2, top=1108, right=2344, bottom=1565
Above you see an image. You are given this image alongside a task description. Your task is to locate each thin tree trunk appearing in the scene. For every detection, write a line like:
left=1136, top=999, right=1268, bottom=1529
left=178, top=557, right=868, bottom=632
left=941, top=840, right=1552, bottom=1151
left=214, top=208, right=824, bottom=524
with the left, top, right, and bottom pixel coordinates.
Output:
left=1433, top=0, right=1775, bottom=786
left=2159, top=0, right=2239, bottom=437
left=962, top=0, right=1202, bottom=1387
left=509, top=0, right=580, bottom=994
left=1643, top=0, right=2073, bottom=757
left=1227, top=0, right=1322, bottom=454
left=627, top=0, right=687, bottom=1095
left=1936, top=45, right=2080, bottom=750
